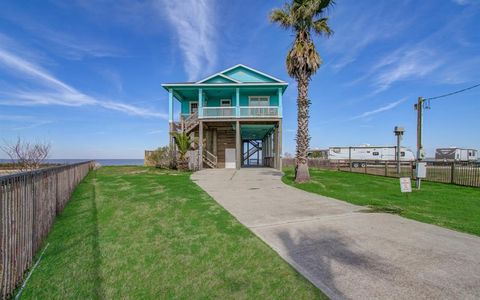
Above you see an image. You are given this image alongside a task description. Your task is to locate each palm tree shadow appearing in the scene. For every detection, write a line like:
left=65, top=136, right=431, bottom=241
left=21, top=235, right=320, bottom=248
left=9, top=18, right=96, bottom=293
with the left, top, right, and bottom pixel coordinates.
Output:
left=277, top=229, right=394, bottom=299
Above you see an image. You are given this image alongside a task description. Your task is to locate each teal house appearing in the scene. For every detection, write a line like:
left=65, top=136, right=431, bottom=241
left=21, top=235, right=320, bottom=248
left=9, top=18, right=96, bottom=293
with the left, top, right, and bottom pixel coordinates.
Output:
left=162, top=64, right=287, bottom=169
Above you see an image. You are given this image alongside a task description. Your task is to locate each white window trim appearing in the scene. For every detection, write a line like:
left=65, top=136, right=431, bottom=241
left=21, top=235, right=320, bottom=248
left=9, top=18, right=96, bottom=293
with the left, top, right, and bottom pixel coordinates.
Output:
left=248, top=96, right=270, bottom=106
left=189, top=101, right=198, bottom=114
left=220, top=99, right=231, bottom=106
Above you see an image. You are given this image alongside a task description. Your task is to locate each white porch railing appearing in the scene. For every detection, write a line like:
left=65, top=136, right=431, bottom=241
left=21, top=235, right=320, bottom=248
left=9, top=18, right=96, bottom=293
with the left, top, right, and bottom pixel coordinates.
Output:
left=239, top=106, right=279, bottom=117
left=203, top=107, right=236, bottom=117
left=200, top=106, right=280, bottom=118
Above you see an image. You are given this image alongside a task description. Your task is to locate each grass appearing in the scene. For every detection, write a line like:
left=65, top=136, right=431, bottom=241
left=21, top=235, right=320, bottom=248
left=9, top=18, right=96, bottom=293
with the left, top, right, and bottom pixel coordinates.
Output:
left=20, top=166, right=324, bottom=299
left=282, top=168, right=480, bottom=237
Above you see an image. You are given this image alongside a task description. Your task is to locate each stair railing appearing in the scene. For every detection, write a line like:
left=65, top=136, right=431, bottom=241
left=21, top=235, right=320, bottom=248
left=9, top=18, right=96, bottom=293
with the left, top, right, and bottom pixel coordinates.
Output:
left=203, top=149, right=218, bottom=167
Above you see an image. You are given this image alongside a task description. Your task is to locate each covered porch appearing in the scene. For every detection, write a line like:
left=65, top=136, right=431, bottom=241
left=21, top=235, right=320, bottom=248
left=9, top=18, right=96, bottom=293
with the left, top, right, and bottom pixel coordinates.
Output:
left=196, top=120, right=282, bottom=170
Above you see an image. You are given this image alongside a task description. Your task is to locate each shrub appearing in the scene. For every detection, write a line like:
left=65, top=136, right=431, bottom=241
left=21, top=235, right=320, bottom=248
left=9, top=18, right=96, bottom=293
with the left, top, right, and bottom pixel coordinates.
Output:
left=147, top=146, right=175, bottom=169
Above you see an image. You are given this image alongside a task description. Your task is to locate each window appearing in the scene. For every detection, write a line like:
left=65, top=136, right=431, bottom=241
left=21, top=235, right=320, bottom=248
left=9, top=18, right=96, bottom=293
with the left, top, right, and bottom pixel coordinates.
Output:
left=190, top=102, right=198, bottom=114
left=249, top=96, right=269, bottom=106
left=332, top=148, right=341, bottom=154
left=220, top=99, right=231, bottom=107
left=401, top=151, right=405, bottom=157
left=372, top=152, right=379, bottom=156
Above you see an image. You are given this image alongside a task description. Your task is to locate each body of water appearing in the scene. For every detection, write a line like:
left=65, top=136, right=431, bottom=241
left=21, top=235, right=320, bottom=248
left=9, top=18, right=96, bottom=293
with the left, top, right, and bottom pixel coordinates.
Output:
left=0, top=159, right=144, bottom=166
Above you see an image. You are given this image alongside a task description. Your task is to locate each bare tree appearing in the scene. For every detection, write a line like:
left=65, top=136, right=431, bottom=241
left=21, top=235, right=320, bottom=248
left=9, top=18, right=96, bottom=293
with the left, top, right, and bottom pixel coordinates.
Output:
left=1, top=138, right=51, bottom=171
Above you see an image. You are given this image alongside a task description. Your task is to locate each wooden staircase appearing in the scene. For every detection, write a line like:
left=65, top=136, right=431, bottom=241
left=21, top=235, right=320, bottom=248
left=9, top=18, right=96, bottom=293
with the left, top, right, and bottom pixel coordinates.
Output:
left=183, top=112, right=199, bottom=134
left=203, top=149, right=217, bottom=168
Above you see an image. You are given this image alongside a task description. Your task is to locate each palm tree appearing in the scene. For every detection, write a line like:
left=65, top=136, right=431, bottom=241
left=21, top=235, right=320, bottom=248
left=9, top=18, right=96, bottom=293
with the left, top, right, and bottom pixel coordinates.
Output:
left=270, top=0, right=334, bottom=182
left=173, top=132, right=190, bottom=169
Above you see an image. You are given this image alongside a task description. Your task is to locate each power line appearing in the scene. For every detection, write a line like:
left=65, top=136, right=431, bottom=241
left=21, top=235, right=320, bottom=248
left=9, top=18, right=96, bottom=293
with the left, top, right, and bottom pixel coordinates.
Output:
left=425, top=83, right=480, bottom=101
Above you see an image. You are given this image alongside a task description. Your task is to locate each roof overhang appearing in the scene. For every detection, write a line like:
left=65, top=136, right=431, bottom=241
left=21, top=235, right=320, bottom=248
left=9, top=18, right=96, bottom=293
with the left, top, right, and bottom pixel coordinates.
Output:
left=162, top=82, right=288, bottom=90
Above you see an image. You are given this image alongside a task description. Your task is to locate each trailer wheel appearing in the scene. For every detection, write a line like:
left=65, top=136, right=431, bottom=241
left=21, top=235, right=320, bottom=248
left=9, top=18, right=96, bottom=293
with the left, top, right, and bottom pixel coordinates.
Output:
left=352, top=162, right=360, bottom=168
left=361, top=162, right=366, bottom=168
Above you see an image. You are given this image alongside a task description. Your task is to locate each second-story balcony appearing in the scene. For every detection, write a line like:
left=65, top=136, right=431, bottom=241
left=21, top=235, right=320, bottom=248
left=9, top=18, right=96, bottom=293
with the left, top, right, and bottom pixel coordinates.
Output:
left=201, top=106, right=280, bottom=118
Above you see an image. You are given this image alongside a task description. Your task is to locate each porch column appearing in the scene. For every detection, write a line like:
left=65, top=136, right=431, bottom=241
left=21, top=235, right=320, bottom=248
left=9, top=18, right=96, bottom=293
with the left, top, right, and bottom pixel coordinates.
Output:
left=277, top=88, right=283, bottom=117
left=198, top=88, right=203, bottom=117
left=199, top=121, right=203, bottom=170
left=277, top=120, right=282, bottom=170
left=266, top=134, right=270, bottom=163
left=235, top=88, right=240, bottom=117
left=236, top=120, right=241, bottom=169
left=169, top=88, right=174, bottom=149
left=262, top=138, right=265, bottom=166
left=266, top=133, right=269, bottom=157
left=212, top=128, right=217, bottom=156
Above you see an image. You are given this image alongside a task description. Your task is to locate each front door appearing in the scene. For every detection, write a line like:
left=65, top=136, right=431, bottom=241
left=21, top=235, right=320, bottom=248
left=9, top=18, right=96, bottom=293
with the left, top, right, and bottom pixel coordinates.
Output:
left=220, top=99, right=232, bottom=116
left=190, top=101, right=198, bottom=114
left=225, top=148, right=236, bottom=169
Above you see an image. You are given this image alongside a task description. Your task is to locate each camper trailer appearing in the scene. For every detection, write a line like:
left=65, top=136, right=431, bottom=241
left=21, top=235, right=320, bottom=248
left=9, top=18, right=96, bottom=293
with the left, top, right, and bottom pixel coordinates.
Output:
left=435, top=148, right=478, bottom=162
left=328, top=146, right=415, bottom=167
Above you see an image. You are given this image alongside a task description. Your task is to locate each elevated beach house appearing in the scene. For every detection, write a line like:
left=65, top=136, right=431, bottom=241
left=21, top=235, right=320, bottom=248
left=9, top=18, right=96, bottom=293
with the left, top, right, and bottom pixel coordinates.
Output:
left=162, top=64, right=287, bottom=169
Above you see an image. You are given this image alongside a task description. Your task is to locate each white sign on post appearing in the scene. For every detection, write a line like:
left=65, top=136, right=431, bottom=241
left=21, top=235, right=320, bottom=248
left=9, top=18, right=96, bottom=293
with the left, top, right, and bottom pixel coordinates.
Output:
left=416, top=162, right=427, bottom=178
left=400, top=177, right=412, bottom=193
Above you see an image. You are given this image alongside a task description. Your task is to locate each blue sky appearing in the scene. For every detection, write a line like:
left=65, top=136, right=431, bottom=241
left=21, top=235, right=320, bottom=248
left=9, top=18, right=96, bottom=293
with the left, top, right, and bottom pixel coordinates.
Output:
left=0, top=0, right=479, bottom=159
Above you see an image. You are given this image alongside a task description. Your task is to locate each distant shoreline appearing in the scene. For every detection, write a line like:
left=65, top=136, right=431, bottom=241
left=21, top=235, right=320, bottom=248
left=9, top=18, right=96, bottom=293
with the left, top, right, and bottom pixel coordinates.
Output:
left=0, top=159, right=144, bottom=166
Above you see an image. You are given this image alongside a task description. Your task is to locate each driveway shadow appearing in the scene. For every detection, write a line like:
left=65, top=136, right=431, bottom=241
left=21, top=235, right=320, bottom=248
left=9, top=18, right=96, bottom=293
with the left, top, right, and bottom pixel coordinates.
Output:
left=277, top=229, right=396, bottom=299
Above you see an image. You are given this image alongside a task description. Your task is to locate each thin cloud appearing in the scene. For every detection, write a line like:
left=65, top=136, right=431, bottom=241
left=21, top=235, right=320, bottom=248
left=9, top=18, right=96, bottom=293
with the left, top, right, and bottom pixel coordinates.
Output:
left=11, top=120, right=53, bottom=130
left=0, top=7, right=124, bottom=60
left=37, top=28, right=125, bottom=60
left=157, top=0, right=217, bottom=81
left=452, top=0, right=473, bottom=5
left=0, top=114, right=53, bottom=130
left=350, top=98, right=407, bottom=120
left=371, top=48, right=443, bottom=94
left=0, top=47, right=166, bottom=118
left=324, top=1, right=414, bottom=71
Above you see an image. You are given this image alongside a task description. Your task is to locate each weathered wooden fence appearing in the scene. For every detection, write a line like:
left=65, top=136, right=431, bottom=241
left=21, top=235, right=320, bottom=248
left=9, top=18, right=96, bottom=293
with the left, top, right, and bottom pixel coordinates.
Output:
left=283, top=158, right=480, bottom=188
left=0, top=161, right=94, bottom=299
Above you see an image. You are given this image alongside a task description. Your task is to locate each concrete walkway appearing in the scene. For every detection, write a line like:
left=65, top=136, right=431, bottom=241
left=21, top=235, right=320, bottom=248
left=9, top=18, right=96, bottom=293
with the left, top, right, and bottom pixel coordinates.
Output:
left=192, top=168, right=480, bottom=300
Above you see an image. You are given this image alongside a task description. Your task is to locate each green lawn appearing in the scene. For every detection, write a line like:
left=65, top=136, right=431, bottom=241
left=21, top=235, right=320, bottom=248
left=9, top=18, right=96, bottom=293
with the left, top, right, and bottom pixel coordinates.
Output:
left=283, top=168, right=480, bottom=236
left=20, top=166, right=324, bottom=299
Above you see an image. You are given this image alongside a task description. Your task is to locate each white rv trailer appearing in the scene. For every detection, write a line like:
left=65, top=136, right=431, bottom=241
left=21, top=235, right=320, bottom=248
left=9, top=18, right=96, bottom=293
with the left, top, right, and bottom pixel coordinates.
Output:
left=435, top=148, right=478, bottom=162
left=328, top=146, right=415, bottom=167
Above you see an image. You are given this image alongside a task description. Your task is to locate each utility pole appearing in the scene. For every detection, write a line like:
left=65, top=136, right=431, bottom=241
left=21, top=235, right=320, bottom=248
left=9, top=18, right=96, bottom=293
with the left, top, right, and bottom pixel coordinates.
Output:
left=394, top=126, right=405, bottom=176
left=414, top=97, right=425, bottom=188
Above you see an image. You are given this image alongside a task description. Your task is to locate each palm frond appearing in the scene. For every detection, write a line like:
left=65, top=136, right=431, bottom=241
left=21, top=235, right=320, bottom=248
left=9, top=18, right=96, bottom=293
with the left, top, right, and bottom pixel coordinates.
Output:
left=173, top=132, right=190, bottom=160
left=270, top=5, right=293, bottom=29
left=286, top=35, right=321, bottom=79
left=313, top=17, right=333, bottom=36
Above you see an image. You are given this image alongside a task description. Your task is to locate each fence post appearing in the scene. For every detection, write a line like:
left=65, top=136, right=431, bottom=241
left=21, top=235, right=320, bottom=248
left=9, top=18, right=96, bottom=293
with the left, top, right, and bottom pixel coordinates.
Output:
left=411, top=161, right=414, bottom=179
left=349, top=147, right=352, bottom=172
left=450, top=163, right=455, bottom=184
left=364, top=161, right=367, bottom=174
left=385, top=161, right=388, bottom=176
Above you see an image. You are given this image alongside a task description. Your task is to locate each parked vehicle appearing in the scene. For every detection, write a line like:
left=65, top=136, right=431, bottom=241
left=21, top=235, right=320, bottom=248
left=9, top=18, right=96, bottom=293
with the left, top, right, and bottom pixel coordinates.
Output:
left=328, top=146, right=415, bottom=168
left=435, top=148, right=478, bottom=162
left=307, top=148, right=328, bottom=159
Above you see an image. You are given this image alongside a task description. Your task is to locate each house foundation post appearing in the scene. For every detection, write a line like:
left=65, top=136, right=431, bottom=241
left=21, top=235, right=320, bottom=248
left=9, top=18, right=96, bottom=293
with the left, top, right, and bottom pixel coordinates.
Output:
left=212, top=128, right=217, bottom=157
left=236, top=120, right=241, bottom=170
left=274, top=125, right=279, bottom=169
left=199, top=121, right=203, bottom=170
left=277, top=120, right=282, bottom=171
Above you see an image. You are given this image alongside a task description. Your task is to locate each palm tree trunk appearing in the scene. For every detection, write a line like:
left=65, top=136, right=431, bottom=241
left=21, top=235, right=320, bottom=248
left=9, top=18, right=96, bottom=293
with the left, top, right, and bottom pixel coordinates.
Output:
left=295, top=77, right=310, bottom=183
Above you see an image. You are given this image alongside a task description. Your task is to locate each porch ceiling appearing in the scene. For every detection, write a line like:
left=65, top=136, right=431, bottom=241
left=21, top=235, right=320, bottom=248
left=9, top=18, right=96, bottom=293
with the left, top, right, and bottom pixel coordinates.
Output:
left=240, top=124, right=274, bottom=140
left=172, top=86, right=282, bottom=101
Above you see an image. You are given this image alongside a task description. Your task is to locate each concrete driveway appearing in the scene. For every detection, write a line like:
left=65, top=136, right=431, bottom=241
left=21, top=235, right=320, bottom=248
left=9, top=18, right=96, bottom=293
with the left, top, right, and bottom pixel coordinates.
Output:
left=192, top=168, right=480, bottom=300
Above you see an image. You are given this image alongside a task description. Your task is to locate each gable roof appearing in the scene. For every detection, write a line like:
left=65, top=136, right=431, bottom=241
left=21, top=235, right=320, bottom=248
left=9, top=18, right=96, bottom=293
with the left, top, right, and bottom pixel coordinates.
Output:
left=196, top=64, right=286, bottom=84
left=161, top=64, right=288, bottom=90
left=197, top=73, right=241, bottom=84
